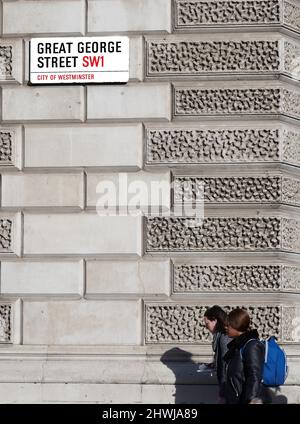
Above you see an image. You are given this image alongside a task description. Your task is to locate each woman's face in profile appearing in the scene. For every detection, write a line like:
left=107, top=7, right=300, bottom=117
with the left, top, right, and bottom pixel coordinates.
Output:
left=204, top=316, right=217, bottom=333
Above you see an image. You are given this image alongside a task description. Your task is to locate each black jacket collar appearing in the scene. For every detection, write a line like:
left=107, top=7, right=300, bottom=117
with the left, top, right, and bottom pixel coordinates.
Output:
left=224, top=329, right=259, bottom=362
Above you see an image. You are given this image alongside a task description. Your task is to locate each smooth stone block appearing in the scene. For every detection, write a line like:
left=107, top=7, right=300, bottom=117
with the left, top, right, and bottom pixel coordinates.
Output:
left=22, top=300, right=141, bottom=344
left=24, top=125, right=143, bottom=169
left=87, top=84, right=171, bottom=121
left=2, top=87, right=84, bottom=122
left=1, top=173, right=84, bottom=208
left=86, top=259, right=170, bottom=294
left=0, top=261, right=83, bottom=295
left=3, top=0, right=84, bottom=35
left=23, top=214, right=142, bottom=256
left=88, top=0, right=171, bottom=33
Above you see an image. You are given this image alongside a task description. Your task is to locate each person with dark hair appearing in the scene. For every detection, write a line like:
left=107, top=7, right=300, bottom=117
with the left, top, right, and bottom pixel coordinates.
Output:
left=204, top=305, right=231, bottom=404
left=223, top=308, right=265, bottom=404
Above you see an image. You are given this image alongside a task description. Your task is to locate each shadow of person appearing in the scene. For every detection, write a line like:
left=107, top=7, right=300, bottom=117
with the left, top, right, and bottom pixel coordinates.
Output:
left=160, top=347, right=218, bottom=404
left=261, top=386, right=288, bottom=404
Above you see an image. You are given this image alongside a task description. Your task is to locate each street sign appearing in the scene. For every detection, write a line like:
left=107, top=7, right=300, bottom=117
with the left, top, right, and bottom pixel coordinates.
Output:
left=29, top=37, right=129, bottom=84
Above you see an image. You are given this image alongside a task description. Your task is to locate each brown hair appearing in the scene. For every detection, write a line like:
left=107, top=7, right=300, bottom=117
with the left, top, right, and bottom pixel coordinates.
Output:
left=228, top=308, right=250, bottom=332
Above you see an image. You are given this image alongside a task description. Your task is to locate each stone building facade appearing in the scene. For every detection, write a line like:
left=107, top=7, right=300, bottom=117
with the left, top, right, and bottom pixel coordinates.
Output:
left=0, top=0, right=300, bottom=403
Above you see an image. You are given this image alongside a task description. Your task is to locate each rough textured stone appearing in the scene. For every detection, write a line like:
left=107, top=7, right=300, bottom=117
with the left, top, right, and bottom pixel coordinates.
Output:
left=174, top=0, right=300, bottom=34
left=145, top=304, right=293, bottom=343
left=173, top=264, right=300, bottom=292
left=0, top=304, right=12, bottom=343
left=0, top=39, right=22, bottom=83
left=174, top=86, right=300, bottom=119
left=0, top=126, right=22, bottom=169
left=146, top=217, right=300, bottom=252
left=146, top=125, right=300, bottom=166
left=173, top=175, right=300, bottom=206
left=147, top=39, right=280, bottom=75
left=0, top=219, right=13, bottom=253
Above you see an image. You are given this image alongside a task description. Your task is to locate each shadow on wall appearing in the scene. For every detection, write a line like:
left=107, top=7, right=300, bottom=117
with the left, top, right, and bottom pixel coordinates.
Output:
left=161, top=348, right=289, bottom=404
left=160, top=347, right=218, bottom=404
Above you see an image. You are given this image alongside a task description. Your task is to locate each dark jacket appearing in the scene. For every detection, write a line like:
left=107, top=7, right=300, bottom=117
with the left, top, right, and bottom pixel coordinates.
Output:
left=223, top=329, right=265, bottom=404
left=212, top=331, right=231, bottom=397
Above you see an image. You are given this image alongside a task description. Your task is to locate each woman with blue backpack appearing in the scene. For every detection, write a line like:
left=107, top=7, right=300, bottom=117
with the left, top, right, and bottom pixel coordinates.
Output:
left=223, top=308, right=265, bottom=404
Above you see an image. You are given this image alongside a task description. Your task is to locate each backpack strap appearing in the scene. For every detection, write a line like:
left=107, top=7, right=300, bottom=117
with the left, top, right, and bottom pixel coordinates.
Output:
left=240, top=338, right=258, bottom=360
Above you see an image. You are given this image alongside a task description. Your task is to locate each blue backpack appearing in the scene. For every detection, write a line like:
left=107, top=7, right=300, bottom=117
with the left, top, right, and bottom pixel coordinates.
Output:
left=241, top=336, right=288, bottom=387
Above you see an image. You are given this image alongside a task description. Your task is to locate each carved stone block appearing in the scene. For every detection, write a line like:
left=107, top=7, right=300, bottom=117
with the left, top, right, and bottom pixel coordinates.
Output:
left=0, top=219, right=13, bottom=252
left=0, top=40, right=22, bottom=83
left=146, top=217, right=300, bottom=252
left=173, top=264, right=300, bottom=292
left=173, top=175, right=300, bottom=206
left=0, top=129, right=13, bottom=165
left=174, top=0, right=300, bottom=34
left=146, top=126, right=300, bottom=166
left=147, top=39, right=280, bottom=76
left=174, top=87, right=300, bottom=120
left=145, top=304, right=295, bottom=342
left=0, top=304, right=12, bottom=343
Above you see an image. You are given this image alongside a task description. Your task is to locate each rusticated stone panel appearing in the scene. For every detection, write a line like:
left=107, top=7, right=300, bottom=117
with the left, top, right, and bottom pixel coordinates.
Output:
left=173, top=264, right=300, bottom=292
left=0, top=130, right=14, bottom=165
left=283, top=1, right=300, bottom=33
left=282, top=218, right=300, bottom=252
left=173, top=176, right=300, bottom=206
left=282, top=90, right=300, bottom=120
left=281, top=307, right=297, bottom=342
left=146, top=127, right=300, bottom=166
left=145, top=304, right=284, bottom=342
left=282, top=178, right=300, bottom=206
left=282, top=266, right=300, bottom=291
left=0, top=304, right=12, bottom=343
left=146, top=217, right=283, bottom=252
left=146, top=128, right=281, bottom=164
left=283, top=41, right=300, bottom=78
left=173, top=265, right=282, bottom=292
left=283, top=130, right=300, bottom=166
left=174, top=176, right=281, bottom=203
left=174, top=88, right=300, bottom=119
left=0, top=45, right=12, bottom=80
left=0, top=219, right=13, bottom=252
left=147, top=40, right=279, bottom=76
left=174, top=1, right=300, bottom=34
